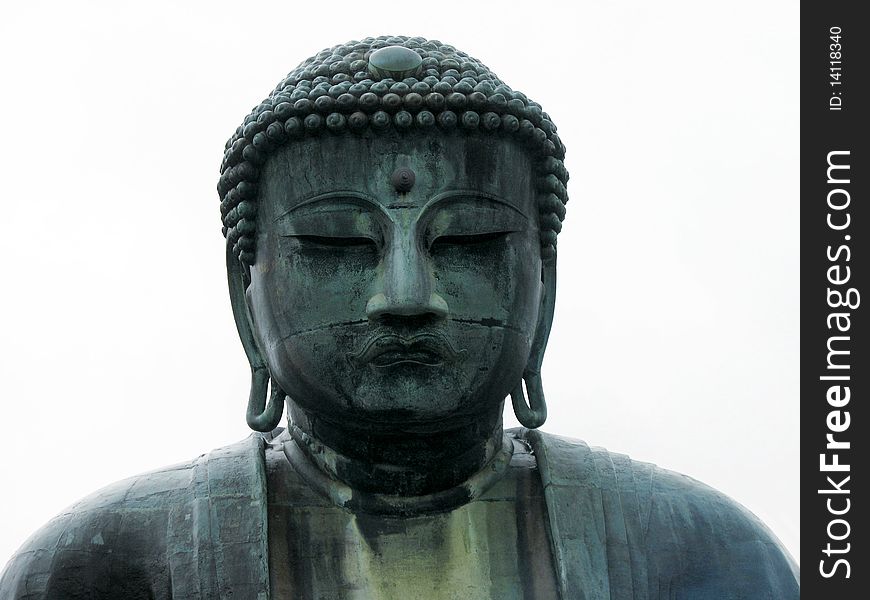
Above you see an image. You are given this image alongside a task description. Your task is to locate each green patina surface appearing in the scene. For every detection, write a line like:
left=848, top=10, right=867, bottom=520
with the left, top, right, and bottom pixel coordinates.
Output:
left=0, top=35, right=799, bottom=600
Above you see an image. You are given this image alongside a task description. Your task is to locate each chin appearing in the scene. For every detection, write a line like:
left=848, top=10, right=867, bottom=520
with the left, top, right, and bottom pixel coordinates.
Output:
left=343, top=367, right=492, bottom=424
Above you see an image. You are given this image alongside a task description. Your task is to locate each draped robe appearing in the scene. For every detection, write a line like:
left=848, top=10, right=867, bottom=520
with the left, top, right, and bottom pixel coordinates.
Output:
left=0, top=429, right=799, bottom=599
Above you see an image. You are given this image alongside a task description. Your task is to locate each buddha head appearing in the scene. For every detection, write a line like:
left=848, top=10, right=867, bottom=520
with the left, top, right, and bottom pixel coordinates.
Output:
left=218, top=36, right=568, bottom=444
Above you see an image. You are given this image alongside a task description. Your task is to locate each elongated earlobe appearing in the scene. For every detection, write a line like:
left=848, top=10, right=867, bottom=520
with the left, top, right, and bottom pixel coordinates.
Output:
left=510, top=253, right=556, bottom=429
left=246, top=368, right=286, bottom=432
left=511, top=372, right=547, bottom=429
left=227, top=245, right=287, bottom=432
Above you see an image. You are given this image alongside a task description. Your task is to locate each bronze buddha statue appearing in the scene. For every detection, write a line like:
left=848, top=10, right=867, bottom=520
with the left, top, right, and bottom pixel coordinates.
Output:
left=0, top=36, right=798, bottom=599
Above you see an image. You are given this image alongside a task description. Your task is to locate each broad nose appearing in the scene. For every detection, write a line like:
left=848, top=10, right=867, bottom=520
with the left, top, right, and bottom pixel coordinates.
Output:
left=366, top=235, right=448, bottom=322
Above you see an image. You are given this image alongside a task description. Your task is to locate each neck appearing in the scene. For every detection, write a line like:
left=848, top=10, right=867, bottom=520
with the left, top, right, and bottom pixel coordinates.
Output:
left=286, top=403, right=507, bottom=498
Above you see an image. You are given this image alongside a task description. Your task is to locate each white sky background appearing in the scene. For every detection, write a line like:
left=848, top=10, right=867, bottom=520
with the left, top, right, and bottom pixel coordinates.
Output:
left=0, top=0, right=799, bottom=569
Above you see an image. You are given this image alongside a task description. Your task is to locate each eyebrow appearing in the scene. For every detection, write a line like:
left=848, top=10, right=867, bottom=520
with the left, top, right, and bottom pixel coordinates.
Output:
left=274, top=188, right=528, bottom=224
left=274, top=191, right=387, bottom=222
left=420, top=190, right=529, bottom=219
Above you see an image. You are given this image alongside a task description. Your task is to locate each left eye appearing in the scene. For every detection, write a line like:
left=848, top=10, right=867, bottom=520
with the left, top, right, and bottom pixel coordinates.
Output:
left=430, top=231, right=509, bottom=249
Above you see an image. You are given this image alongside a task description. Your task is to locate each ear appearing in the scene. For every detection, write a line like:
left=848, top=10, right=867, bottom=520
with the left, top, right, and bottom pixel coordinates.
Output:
left=226, top=246, right=285, bottom=432
left=510, top=252, right=556, bottom=428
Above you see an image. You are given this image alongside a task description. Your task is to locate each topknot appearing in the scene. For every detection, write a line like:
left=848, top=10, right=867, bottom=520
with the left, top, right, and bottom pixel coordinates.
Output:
left=219, top=35, right=569, bottom=265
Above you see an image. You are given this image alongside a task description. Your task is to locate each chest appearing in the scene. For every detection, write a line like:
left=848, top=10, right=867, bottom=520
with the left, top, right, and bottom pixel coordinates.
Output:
left=266, top=450, right=558, bottom=599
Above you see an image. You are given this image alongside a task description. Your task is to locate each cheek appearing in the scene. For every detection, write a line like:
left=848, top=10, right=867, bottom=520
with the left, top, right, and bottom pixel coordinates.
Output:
left=255, top=236, right=377, bottom=334
left=247, top=235, right=378, bottom=389
left=247, top=292, right=354, bottom=410
left=433, top=232, right=541, bottom=333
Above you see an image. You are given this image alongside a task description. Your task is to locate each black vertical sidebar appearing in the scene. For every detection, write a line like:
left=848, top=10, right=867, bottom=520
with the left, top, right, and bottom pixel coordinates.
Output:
left=802, top=3, right=868, bottom=597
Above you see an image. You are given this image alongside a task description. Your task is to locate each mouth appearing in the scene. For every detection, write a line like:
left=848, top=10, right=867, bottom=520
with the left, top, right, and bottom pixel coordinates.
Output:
left=347, top=332, right=466, bottom=369
left=369, top=346, right=445, bottom=367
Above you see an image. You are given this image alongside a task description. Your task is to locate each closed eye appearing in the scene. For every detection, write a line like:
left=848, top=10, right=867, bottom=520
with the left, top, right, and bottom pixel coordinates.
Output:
left=291, top=235, right=378, bottom=248
left=430, top=231, right=510, bottom=249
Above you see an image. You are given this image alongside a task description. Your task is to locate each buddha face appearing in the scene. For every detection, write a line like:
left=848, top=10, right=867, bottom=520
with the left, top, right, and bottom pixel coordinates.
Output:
left=246, top=133, right=544, bottom=431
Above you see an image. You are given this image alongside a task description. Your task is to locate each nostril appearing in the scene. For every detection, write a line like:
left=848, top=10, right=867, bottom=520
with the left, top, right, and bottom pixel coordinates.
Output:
left=366, top=292, right=389, bottom=321
left=428, top=292, right=448, bottom=318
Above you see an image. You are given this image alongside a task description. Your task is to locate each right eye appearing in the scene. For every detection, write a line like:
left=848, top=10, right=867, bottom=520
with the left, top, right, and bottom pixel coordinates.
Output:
left=291, top=235, right=378, bottom=249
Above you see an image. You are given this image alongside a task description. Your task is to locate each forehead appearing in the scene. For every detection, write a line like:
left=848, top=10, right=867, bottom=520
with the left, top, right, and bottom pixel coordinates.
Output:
left=257, top=133, right=536, bottom=216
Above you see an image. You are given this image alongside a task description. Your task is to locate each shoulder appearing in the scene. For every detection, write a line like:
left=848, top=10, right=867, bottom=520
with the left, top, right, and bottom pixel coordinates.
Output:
left=0, top=435, right=267, bottom=600
left=523, top=429, right=799, bottom=599
left=642, top=460, right=799, bottom=598
left=0, top=456, right=198, bottom=599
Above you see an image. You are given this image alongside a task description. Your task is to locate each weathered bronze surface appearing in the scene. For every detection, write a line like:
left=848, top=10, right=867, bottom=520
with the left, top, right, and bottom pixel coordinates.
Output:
left=0, top=36, right=798, bottom=599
